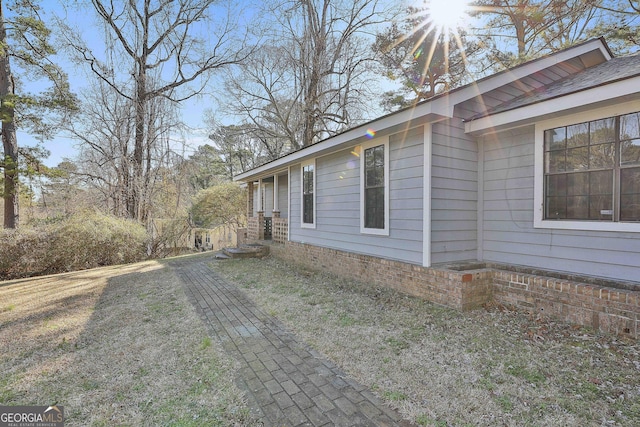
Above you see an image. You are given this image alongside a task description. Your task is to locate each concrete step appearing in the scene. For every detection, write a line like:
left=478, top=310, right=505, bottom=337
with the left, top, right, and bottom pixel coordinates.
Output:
left=222, top=244, right=270, bottom=259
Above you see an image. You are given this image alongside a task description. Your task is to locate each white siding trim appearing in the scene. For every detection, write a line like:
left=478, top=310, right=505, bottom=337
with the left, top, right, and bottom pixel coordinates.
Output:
left=477, top=138, right=484, bottom=262
left=423, top=124, right=432, bottom=267
left=287, top=166, right=291, bottom=240
left=257, top=179, right=263, bottom=212
left=300, top=159, right=316, bottom=229
left=360, top=137, right=390, bottom=236
left=533, top=100, right=640, bottom=233
left=273, top=174, right=279, bottom=212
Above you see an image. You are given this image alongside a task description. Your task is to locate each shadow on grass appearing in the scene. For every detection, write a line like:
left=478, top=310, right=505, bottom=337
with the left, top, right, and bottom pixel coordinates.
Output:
left=0, top=254, right=251, bottom=426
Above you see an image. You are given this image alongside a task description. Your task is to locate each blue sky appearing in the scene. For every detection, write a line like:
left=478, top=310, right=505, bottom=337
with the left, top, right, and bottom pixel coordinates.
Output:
left=17, top=1, right=237, bottom=167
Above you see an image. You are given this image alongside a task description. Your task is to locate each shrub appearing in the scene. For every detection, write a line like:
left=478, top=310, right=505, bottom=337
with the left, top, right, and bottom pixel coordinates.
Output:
left=0, top=212, right=148, bottom=280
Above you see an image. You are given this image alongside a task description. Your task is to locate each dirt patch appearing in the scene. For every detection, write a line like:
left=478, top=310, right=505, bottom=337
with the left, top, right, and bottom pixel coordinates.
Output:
left=0, top=260, right=254, bottom=426
left=214, top=257, right=640, bottom=426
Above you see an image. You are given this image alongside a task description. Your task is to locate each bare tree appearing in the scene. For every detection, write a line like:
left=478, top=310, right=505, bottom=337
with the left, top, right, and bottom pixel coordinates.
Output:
left=67, top=80, right=186, bottom=221
left=61, top=0, right=252, bottom=222
left=225, top=0, right=393, bottom=150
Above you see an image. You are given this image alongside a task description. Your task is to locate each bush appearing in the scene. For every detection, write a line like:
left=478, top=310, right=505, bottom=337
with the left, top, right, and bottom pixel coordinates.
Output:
left=0, top=212, right=148, bottom=280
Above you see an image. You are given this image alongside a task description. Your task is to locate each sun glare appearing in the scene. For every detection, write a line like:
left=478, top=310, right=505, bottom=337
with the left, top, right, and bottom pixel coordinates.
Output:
left=428, top=0, right=470, bottom=31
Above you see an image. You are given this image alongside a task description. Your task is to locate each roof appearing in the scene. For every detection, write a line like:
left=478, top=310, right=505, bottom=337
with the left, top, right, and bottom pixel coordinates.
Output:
left=468, top=53, right=640, bottom=120
left=234, top=37, right=621, bottom=182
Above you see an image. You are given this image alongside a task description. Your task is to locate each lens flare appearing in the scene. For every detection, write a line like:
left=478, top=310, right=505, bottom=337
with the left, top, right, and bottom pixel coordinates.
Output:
left=428, top=0, right=469, bottom=31
left=366, top=129, right=376, bottom=139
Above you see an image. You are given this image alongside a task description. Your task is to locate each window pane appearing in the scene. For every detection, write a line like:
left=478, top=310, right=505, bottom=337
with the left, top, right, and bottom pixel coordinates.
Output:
left=621, top=195, right=640, bottom=221
left=567, top=196, right=589, bottom=219
left=544, top=128, right=565, bottom=151
left=303, top=165, right=314, bottom=195
left=591, top=118, right=616, bottom=144
left=589, top=170, right=613, bottom=195
left=620, top=167, right=640, bottom=221
left=567, top=122, right=589, bottom=147
left=545, top=150, right=565, bottom=173
left=589, top=143, right=615, bottom=169
left=621, top=167, right=640, bottom=195
left=589, top=195, right=613, bottom=220
left=302, top=164, right=313, bottom=224
left=565, top=146, right=589, bottom=171
left=303, top=194, right=313, bottom=223
left=546, top=174, right=566, bottom=196
left=546, top=196, right=566, bottom=219
left=567, top=172, right=589, bottom=196
left=365, top=145, right=384, bottom=187
left=621, top=139, right=640, bottom=166
left=365, top=187, right=384, bottom=228
left=620, top=112, right=640, bottom=140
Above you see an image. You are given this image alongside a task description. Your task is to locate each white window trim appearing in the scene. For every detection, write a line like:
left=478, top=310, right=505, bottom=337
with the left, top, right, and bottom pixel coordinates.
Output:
left=300, top=159, right=316, bottom=229
left=534, top=99, right=640, bottom=233
left=360, top=136, right=390, bottom=235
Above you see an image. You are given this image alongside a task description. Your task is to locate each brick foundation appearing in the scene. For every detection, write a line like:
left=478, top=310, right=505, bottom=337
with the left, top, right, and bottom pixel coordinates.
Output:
left=267, top=241, right=639, bottom=339
left=492, top=269, right=639, bottom=338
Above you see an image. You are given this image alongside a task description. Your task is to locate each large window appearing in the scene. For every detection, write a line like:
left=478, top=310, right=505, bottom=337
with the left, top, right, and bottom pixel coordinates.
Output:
left=543, top=111, right=640, bottom=223
left=360, top=138, right=389, bottom=234
left=302, top=161, right=315, bottom=226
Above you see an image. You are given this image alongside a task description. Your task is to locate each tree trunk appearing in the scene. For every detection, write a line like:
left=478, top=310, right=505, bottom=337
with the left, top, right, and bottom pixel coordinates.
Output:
left=0, top=1, right=18, bottom=229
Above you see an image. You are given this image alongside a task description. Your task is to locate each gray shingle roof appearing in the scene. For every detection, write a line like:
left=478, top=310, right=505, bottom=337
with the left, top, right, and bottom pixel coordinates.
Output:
left=468, top=53, right=640, bottom=120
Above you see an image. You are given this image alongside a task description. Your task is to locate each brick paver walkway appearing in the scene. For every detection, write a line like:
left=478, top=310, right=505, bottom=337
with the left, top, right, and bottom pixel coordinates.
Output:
left=170, top=256, right=413, bottom=427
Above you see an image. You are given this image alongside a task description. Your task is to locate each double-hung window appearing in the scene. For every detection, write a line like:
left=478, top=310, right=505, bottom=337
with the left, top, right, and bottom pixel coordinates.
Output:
left=301, top=160, right=315, bottom=227
left=360, top=138, right=389, bottom=235
left=538, top=107, right=640, bottom=230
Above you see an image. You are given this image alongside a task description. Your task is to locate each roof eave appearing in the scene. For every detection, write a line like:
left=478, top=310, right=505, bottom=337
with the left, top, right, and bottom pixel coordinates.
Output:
left=464, top=75, right=640, bottom=135
left=234, top=103, right=450, bottom=182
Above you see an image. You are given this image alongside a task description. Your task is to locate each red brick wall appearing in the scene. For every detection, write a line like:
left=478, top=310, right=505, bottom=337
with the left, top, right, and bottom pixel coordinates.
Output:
left=269, top=241, right=639, bottom=339
left=269, top=241, right=493, bottom=311
left=492, top=270, right=639, bottom=338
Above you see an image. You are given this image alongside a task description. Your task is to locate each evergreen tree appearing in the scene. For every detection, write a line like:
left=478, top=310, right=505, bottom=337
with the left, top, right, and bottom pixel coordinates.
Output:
left=0, top=0, right=76, bottom=228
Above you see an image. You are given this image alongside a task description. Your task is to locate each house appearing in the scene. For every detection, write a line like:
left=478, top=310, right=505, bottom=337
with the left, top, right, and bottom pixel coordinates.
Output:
left=234, top=37, right=640, bottom=338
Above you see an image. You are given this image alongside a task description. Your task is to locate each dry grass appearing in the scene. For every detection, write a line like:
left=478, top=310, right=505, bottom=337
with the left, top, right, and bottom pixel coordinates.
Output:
left=214, top=257, right=640, bottom=427
left=0, top=259, right=253, bottom=426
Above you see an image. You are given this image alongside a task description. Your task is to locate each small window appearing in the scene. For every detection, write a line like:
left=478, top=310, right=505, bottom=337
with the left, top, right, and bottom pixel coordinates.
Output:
left=302, top=161, right=315, bottom=227
left=364, top=145, right=385, bottom=229
left=543, top=111, right=640, bottom=223
left=360, top=138, right=389, bottom=235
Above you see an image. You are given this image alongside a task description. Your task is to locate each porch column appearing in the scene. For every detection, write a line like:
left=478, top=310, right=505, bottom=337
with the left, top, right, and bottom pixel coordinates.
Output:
left=247, top=181, right=254, bottom=219
left=257, top=179, right=263, bottom=213
left=272, top=174, right=280, bottom=218
left=257, top=179, right=265, bottom=240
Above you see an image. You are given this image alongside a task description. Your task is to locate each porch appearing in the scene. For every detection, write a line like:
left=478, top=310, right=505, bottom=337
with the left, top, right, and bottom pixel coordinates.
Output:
left=246, top=173, right=289, bottom=244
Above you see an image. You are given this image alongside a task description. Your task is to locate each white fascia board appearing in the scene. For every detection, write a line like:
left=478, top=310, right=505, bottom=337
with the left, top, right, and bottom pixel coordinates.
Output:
left=234, top=101, right=448, bottom=182
left=464, top=75, right=640, bottom=135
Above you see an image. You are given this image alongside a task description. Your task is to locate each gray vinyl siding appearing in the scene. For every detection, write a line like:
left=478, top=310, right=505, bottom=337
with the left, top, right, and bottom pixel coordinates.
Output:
left=277, top=173, right=288, bottom=218
left=481, top=125, right=640, bottom=282
left=430, top=118, right=478, bottom=264
left=289, top=127, right=425, bottom=265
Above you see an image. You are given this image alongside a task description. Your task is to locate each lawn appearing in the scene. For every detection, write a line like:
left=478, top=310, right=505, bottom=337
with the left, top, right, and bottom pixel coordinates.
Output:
left=2, top=254, right=639, bottom=426
left=0, top=259, right=255, bottom=426
left=214, top=257, right=640, bottom=427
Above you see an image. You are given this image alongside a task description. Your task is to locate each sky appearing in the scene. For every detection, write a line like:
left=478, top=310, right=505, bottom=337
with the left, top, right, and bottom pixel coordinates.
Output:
left=16, top=1, right=238, bottom=168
